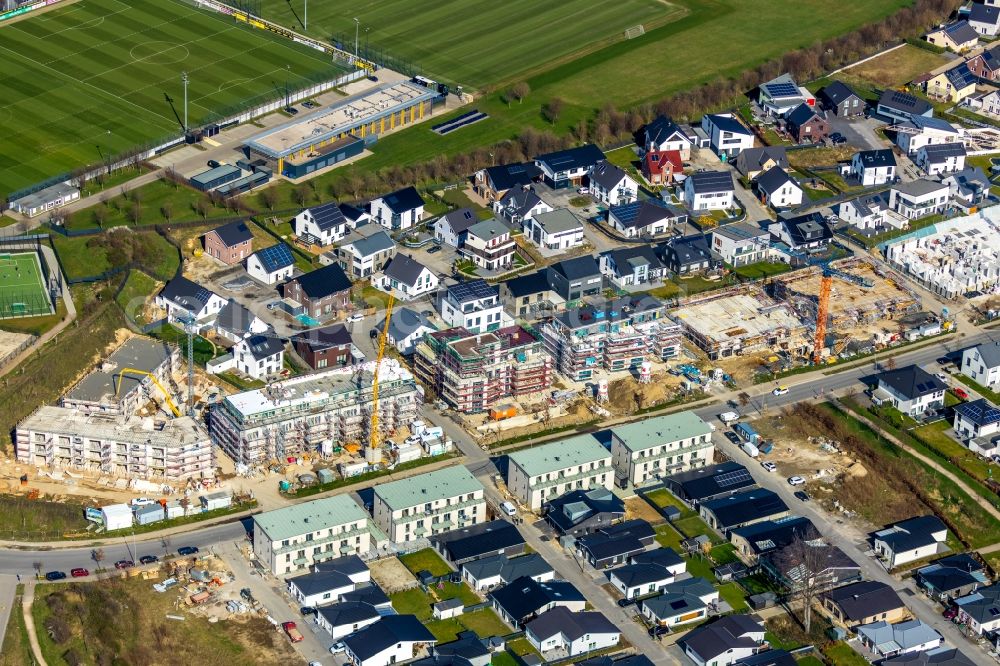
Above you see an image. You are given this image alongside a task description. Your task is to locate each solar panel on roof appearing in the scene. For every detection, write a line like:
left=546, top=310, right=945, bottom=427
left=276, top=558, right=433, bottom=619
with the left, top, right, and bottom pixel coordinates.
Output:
left=716, top=469, right=752, bottom=488
left=195, top=287, right=211, bottom=302
left=451, top=280, right=496, bottom=301
left=257, top=243, right=293, bottom=271
left=891, top=91, right=915, bottom=105
left=766, top=82, right=800, bottom=97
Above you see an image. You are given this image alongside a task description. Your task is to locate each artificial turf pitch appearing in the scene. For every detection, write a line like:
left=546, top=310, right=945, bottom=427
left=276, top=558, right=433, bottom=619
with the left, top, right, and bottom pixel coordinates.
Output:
left=0, top=253, right=50, bottom=319
left=0, top=0, right=351, bottom=198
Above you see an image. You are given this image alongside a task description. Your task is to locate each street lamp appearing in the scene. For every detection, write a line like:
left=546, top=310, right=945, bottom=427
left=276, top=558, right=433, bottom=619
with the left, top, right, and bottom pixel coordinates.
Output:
left=354, top=17, right=359, bottom=57
left=181, top=71, right=189, bottom=134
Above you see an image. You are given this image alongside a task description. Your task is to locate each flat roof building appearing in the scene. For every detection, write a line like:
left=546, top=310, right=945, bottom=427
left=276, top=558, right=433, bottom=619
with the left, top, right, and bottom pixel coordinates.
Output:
left=8, top=182, right=80, bottom=218
left=373, top=466, right=486, bottom=544
left=507, top=434, right=613, bottom=510
left=610, top=411, right=714, bottom=487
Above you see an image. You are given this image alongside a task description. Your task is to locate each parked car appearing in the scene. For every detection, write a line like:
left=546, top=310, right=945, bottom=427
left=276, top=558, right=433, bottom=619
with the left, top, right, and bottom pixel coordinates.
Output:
left=794, top=490, right=810, bottom=502
left=787, top=476, right=805, bottom=486
left=114, top=560, right=134, bottom=569
left=330, top=642, right=346, bottom=654
left=829, top=132, right=846, bottom=144
left=427, top=245, right=441, bottom=254
left=577, top=186, right=589, bottom=195
left=936, top=356, right=951, bottom=366
left=760, top=461, right=777, bottom=472
left=139, top=555, right=159, bottom=565
left=300, top=606, right=317, bottom=616
left=943, top=606, right=959, bottom=620
left=177, top=546, right=199, bottom=556
left=724, top=431, right=741, bottom=445
left=772, top=386, right=789, bottom=396
left=953, top=387, right=969, bottom=400
left=500, top=501, right=517, bottom=517
left=70, top=568, right=89, bottom=578
left=617, top=597, right=637, bottom=607
left=282, top=621, right=304, bottom=643
left=935, top=372, right=949, bottom=383
left=346, top=313, right=364, bottom=324
left=45, top=571, right=67, bottom=581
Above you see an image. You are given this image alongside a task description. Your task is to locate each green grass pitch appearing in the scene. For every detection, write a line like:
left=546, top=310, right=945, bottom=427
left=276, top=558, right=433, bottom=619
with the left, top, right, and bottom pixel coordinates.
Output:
left=255, top=0, right=675, bottom=88
left=0, top=252, right=50, bottom=319
left=0, top=0, right=351, bottom=198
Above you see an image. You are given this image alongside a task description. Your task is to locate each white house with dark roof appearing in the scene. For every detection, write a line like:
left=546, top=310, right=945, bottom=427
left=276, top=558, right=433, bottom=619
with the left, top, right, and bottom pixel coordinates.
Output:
left=645, top=116, right=693, bottom=159
left=851, top=149, right=898, bottom=186
left=757, top=73, right=813, bottom=117
left=330, top=227, right=396, bottom=279
left=953, top=398, right=1000, bottom=445
left=857, top=620, right=942, bottom=658
left=894, top=116, right=962, bottom=155
left=534, top=144, right=606, bottom=190
left=608, top=200, right=686, bottom=238
left=462, top=553, right=555, bottom=591
left=589, top=162, right=638, bottom=206
left=234, top=334, right=284, bottom=380
left=836, top=193, right=902, bottom=231
left=374, top=253, right=438, bottom=300
left=819, top=81, right=866, bottom=117
left=342, top=615, right=436, bottom=666
left=608, top=550, right=686, bottom=600
left=888, top=180, right=950, bottom=219
left=872, top=365, right=947, bottom=416
left=463, top=218, right=516, bottom=271
left=316, top=600, right=382, bottom=640
left=155, top=276, right=226, bottom=323
left=525, top=606, right=620, bottom=657
left=438, top=280, right=503, bottom=333
left=493, top=188, right=552, bottom=226
left=956, top=583, right=1000, bottom=635
left=684, top=171, right=735, bottom=211
left=370, top=186, right=425, bottom=230
left=755, top=166, right=803, bottom=210
left=474, top=161, right=540, bottom=203
left=639, top=577, right=719, bottom=626
left=710, top=223, right=770, bottom=266
left=942, top=168, right=992, bottom=212
left=970, top=2, right=1000, bottom=36
left=245, top=243, right=295, bottom=285
left=294, top=202, right=349, bottom=246
left=214, top=299, right=270, bottom=344
left=599, top=245, right=667, bottom=287
left=877, top=90, right=934, bottom=123
left=374, top=307, right=436, bottom=355
left=524, top=208, right=584, bottom=252
left=916, top=143, right=967, bottom=176
left=434, top=208, right=479, bottom=247
left=700, top=114, right=754, bottom=158
left=681, top=615, right=766, bottom=666
left=768, top=213, right=832, bottom=251
left=962, top=340, right=1000, bottom=389
left=287, top=554, right=370, bottom=607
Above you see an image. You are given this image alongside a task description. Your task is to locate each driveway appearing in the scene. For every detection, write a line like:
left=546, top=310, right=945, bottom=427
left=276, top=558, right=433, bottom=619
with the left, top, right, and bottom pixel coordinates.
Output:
left=826, top=116, right=888, bottom=152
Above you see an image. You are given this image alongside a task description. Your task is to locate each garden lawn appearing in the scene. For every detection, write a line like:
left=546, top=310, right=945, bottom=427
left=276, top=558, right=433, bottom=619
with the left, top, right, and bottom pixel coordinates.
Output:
left=733, top=262, right=792, bottom=280
left=398, top=548, right=452, bottom=577
left=717, top=582, right=748, bottom=612
left=644, top=488, right=696, bottom=518
left=912, top=420, right=1000, bottom=489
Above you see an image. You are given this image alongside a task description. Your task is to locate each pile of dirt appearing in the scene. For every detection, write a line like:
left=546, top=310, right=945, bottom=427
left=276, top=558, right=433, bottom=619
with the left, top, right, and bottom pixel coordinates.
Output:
left=369, top=557, right=417, bottom=593
left=625, top=496, right=664, bottom=525
left=606, top=373, right=682, bottom=415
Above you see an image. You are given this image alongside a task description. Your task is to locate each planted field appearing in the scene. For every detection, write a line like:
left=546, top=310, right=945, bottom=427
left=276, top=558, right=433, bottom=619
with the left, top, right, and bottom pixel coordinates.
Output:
left=0, top=0, right=348, bottom=197
left=843, top=44, right=951, bottom=87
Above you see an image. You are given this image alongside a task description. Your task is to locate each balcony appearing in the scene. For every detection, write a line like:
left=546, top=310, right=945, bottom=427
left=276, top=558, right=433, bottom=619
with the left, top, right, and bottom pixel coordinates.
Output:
left=274, top=524, right=369, bottom=556
left=633, top=440, right=712, bottom=465
left=531, top=466, right=609, bottom=492
left=394, top=496, right=483, bottom=526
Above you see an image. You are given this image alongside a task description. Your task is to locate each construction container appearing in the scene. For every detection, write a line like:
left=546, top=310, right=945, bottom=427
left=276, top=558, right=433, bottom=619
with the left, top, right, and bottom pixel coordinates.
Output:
left=490, top=404, right=517, bottom=421
left=316, top=468, right=335, bottom=484
left=190, top=591, right=211, bottom=605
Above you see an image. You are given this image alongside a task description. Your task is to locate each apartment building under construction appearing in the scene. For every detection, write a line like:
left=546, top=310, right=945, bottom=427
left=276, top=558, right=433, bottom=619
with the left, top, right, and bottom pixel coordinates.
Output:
left=209, top=360, right=422, bottom=467
left=540, top=296, right=681, bottom=381
left=414, top=324, right=553, bottom=414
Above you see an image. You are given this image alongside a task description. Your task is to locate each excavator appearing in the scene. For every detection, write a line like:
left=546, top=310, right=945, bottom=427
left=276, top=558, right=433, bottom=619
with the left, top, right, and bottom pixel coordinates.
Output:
left=114, top=367, right=181, bottom=417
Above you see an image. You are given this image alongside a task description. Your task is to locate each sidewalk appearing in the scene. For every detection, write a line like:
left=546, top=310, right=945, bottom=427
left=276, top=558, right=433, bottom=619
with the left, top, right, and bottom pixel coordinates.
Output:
left=21, top=580, right=46, bottom=666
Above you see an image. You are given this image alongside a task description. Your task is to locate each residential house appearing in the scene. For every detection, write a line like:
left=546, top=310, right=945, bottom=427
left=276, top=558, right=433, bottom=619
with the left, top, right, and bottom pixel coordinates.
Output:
left=873, top=515, right=950, bottom=568
left=967, top=47, right=1000, bottom=81
left=888, top=179, right=951, bottom=218
left=525, top=607, right=620, bottom=657
left=883, top=648, right=976, bottom=666
left=955, top=583, right=1000, bottom=635
left=926, top=63, right=978, bottom=103
left=292, top=324, right=357, bottom=370
left=543, top=487, right=625, bottom=536
left=699, top=489, right=789, bottom=535
left=203, top=220, right=252, bottom=264
left=640, top=577, right=719, bottom=627
left=417, top=632, right=491, bottom=666
left=155, top=276, right=226, bottom=323
left=463, top=218, right=516, bottom=271
left=462, top=553, right=554, bottom=592
left=962, top=340, right=1000, bottom=389
left=710, top=223, right=770, bottom=266
left=234, top=335, right=284, bottom=380
left=331, top=227, right=396, bottom=279
left=499, top=271, right=553, bottom=318
left=434, top=208, right=479, bottom=247
left=818, top=81, right=866, bottom=117
left=894, top=116, right=962, bottom=156
left=599, top=245, right=667, bottom=287
left=373, top=466, right=486, bottom=543
left=917, top=555, right=984, bottom=602
left=877, top=90, right=934, bottom=123
left=525, top=208, right=584, bottom=252
left=969, top=2, right=1000, bottom=37
left=316, top=600, right=382, bottom=640
left=645, top=116, right=693, bottom=158
left=508, top=434, right=613, bottom=510
left=608, top=549, right=686, bottom=600
left=432, top=519, right=526, bottom=566
left=871, top=365, right=947, bottom=417
left=768, top=212, right=833, bottom=251
left=589, top=162, right=639, bottom=206
left=293, top=202, right=349, bottom=247
left=684, top=170, right=735, bottom=211
left=735, top=146, right=789, bottom=181
left=822, top=580, right=909, bottom=628
left=474, top=162, right=540, bottom=203
left=251, top=495, right=372, bottom=576
left=917, top=143, right=968, bottom=177
left=836, top=193, right=894, bottom=231
left=701, top=114, right=755, bottom=159
left=926, top=20, right=980, bottom=51
left=643, top=150, right=684, bottom=186
left=663, top=462, right=755, bottom=507
left=214, top=299, right=269, bottom=344
left=610, top=411, right=715, bottom=487
left=942, top=167, right=992, bottom=212
left=857, top=620, right=943, bottom=659
left=784, top=102, right=829, bottom=144
left=534, top=144, right=606, bottom=190
left=575, top=519, right=655, bottom=569
left=287, top=554, right=369, bottom=607
left=245, top=243, right=295, bottom=285
left=661, top=234, right=720, bottom=275
left=758, top=73, right=814, bottom=116
left=730, top=516, right=820, bottom=565
left=493, top=188, right=552, bottom=226
left=680, top=615, right=766, bottom=666
left=954, top=398, right=1000, bottom=444
left=281, top=263, right=352, bottom=320
left=755, top=166, right=803, bottom=210
left=608, top=200, right=686, bottom=238
left=370, top=186, right=425, bottom=230
left=373, top=307, right=436, bottom=355
left=761, top=542, right=861, bottom=592
left=375, top=253, right=439, bottom=300
left=547, top=255, right=603, bottom=301
left=342, top=615, right=437, bottom=666
left=438, top=280, right=504, bottom=333
left=489, top=577, right=586, bottom=628
left=851, top=149, right=897, bottom=186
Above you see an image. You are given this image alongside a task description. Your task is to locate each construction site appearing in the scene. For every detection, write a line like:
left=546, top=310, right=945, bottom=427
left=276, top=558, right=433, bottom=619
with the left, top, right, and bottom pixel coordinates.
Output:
left=884, top=208, right=1000, bottom=299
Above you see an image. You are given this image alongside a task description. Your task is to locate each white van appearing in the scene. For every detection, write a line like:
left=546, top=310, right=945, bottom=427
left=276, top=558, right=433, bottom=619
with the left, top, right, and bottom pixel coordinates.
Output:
left=500, top=501, right=517, bottom=517
left=718, top=411, right=739, bottom=424
left=740, top=441, right=759, bottom=458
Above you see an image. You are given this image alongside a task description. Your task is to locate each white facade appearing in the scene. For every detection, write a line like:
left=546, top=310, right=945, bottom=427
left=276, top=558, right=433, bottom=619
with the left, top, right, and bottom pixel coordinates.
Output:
left=851, top=153, right=897, bottom=186
left=590, top=167, right=639, bottom=207
left=245, top=252, right=294, bottom=285
left=439, top=288, right=504, bottom=334
left=896, top=125, right=962, bottom=155
left=370, top=197, right=424, bottom=231
left=710, top=226, right=770, bottom=266
left=526, top=614, right=620, bottom=657
left=288, top=569, right=370, bottom=608
left=155, top=288, right=226, bottom=324
left=524, top=210, right=585, bottom=252
left=763, top=179, right=803, bottom=209
left=345, top=639, right=424, bottom=666
left=916, top=147, right=967, bottom=176
left=234, top=338, right=284, bottom=380
left=507, top=436, right=614, bottom=510
left=610, top=413, right=715, bottom=487
left=317, top=610, right=380, bottom=641
left=609, top=562, right=687, bottom=600
left=954, top=408, right=1000, bottom=440
left=372, top=467, right=487, bottom=543
left=888, top=182, right=950, bottom=219
left=700, top=114, right=755, bottom=158
left=293, top=208, right=347, bottom=246
left=962, top=344, right=1000, bottom=388
left=101, top=503, right=134, bottom=531
left=874, top=382, right=945, bottom=416
left=837, top=196, right=890, bottom=230
left=375, top=264, right=439, bottom=301
left=642, top=588, right=720, bottom=626
left=684, top=179, right=735, bottom=211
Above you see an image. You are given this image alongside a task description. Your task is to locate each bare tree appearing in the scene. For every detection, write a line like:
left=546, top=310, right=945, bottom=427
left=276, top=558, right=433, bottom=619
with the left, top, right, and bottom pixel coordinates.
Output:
left=195, top=198, right=210, bottom=220
left=737, top=392, right=751, bottom=414
left=884, top=355, right=897, bottom=371
left=772, top=536, right=833, bottom=633
left=32, top=561, right=43, bottom=578
left=542, top=97, right=564, bottom=125
left=292, top=185, right=310, bottom=207
left=160, top=202, right=173, bottom=224
left=93, top=206, right=108, bottom=228
left=127, top=201, right=142, bottom=225
left=509, top=82, right=530, bottom=104
left=92, top=548, right=105, bottom=571
left=259, top=187, right=278, bottom=212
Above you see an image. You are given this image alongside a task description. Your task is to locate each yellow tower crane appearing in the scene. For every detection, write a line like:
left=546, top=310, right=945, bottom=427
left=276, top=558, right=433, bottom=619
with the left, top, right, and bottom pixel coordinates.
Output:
left=114, top=367, right=181, bottom=417
left=369, top=293, right=395, bottom=458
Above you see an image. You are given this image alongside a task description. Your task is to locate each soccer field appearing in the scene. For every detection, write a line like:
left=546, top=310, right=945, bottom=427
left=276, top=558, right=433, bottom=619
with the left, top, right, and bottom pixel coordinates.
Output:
left=256, top=0, right=677, bottom=88
left=0, top=252, right=50, bottom=319
left=0, top=0, right=351, bottom=198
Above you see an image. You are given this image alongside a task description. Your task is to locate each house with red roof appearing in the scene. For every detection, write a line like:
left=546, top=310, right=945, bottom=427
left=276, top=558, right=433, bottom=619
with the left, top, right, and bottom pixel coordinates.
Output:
left=642, top=150, right=683, bottom=186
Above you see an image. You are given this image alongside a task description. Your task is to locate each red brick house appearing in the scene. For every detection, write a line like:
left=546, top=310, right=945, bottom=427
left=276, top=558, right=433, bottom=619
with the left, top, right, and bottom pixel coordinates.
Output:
left=292, top=324, right=356, bottom=369
left=966, top=48, right=1000, bottom=81
left=281, top=263, right=352, bottom=320
left=642, top=150, right=683, bottom=186
left=203, top=220, right=253, bottom=265
left=785, top=103, right=829, bottom=144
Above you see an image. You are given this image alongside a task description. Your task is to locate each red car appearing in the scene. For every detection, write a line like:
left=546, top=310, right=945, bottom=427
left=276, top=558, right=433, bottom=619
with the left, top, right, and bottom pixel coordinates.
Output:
left=944, top=606, right=959, bottom=620
left=70, top=568, right=89, bottom=578
left=953, top=388, right=969, bottom=400
left=282, top=621, right=304, bottom=643
left=114, top=560, right=134, bottom=570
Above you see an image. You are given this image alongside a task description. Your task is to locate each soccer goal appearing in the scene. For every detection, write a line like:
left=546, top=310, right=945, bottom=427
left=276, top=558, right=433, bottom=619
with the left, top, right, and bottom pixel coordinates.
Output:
left=624, top=24, right=645, bottom=39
